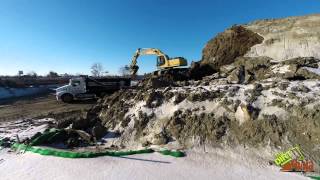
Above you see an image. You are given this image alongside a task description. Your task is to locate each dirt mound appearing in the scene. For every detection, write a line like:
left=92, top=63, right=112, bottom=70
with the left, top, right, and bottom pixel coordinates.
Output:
left=75, top=57, right=320, bottom=163
left=90, top=77, right=320, bottom=163
left=23, top=110, right=108, bottom=148
left=201, top=25, right=263, bottom=71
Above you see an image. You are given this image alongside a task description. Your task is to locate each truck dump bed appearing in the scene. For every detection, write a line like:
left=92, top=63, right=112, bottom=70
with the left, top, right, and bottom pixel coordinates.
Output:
left=85, top=77, right=131, bottom=94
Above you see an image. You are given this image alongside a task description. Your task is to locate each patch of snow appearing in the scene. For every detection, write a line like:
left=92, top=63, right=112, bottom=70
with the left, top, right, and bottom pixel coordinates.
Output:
left=126, top=98, right=228, bottom=121
left=0, top=87, right=51, bottom=100
left=303, top=67, right=320, bottom=75
left=258, top=106, right=288, bottom=120
left=0, top=118, right=53, bottom=141
left=271, top=64, right=291, bottom=74
left=125, top=79, right=320, bottom=126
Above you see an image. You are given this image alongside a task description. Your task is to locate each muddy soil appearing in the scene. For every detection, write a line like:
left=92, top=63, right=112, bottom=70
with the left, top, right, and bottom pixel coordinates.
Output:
left=0, top=94, right=95, bottom=122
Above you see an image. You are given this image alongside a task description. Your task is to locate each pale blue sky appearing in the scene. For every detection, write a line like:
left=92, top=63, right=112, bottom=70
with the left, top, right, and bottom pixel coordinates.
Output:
left=0, top=0, right=320, bottom=75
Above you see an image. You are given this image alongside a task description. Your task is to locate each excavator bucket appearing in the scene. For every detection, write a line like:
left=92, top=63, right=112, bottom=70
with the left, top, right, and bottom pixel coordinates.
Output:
left=130, top=65, right=139, bottom=75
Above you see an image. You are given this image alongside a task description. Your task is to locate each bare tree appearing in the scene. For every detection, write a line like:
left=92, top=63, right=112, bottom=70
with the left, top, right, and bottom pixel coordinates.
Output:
left=27, top=71, right=37, bottom=77
left=47, top=71, right=59, bottom=77
left=119, top=65, right=130, bottom=76
left=91, top=63, right=104, bottom=77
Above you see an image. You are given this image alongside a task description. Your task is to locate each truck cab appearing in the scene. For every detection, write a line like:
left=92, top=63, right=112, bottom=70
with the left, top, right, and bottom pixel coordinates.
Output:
left=56, top=76, right=130, bottom=103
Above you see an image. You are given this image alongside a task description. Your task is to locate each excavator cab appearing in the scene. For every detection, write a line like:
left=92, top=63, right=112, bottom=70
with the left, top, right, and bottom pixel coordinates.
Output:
left=157, top=56, right=166, bottom=66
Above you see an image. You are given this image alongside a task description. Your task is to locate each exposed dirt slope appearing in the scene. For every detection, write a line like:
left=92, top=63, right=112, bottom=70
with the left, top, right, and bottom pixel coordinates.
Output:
left=201, top=25, right=263, bottom=71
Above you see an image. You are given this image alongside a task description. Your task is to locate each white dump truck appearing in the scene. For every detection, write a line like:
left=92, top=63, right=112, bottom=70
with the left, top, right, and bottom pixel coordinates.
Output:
left=55, top=76, right=131, bottom=103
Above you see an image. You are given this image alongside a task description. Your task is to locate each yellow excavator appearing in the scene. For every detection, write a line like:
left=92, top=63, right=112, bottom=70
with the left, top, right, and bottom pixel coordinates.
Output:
left=129, top=48, right=188, bottom=76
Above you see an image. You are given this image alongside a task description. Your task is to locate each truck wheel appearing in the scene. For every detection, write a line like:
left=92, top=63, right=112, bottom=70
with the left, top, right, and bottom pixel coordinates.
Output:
left=98, top=92, right=106, bottom=98
left=119, top=81, right=125, bottom=89
left=61, top=94, right=73, bottom=103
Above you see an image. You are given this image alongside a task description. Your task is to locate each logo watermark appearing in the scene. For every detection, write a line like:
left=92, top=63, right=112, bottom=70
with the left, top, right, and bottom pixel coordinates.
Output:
left=274, top=145, right=315, bottom=173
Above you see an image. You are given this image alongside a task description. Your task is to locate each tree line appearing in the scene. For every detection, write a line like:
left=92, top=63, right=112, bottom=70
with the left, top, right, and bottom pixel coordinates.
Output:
left=12, top=63, right=131, bottom=78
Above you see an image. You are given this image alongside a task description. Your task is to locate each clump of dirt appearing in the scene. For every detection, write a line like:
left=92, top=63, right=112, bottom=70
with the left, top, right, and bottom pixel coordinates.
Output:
left=27, top=109, right=108, bottom=148
left=201, top=25, right=264, bottom=71
left=188, top=62, right=216, bottom=80
left=165, top=110, right=231, bottom=147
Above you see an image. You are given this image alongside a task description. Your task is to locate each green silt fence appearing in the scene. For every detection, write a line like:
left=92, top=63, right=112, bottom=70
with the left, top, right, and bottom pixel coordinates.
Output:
left=5, top=128, right=185, bottom=158
left=12, top=143, right=184, bottom=158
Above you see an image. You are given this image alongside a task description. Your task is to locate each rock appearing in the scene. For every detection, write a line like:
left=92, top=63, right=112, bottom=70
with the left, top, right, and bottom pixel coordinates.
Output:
left=235, top=104, right=259, bottom=125
left=151, top=132, right=168, bottom=145
left=174, top=93, right=186, bottom=104
left=187, top=93, right=201, bottom=102
left=235, top=56, right=273, bottom=81
left=227, top=66, right=245, bottom=84
left=74, top=130, right=92, bottom=143
left=234, top=56, right=273, bottom=70
left=144, top=90, right=164, bottom=108
left=281, top=57, right=320, bottom=67
left=253, top=83, right=263, bottom=92
left=278, top=82, right=289, bottom=91
left=291, top=84, right=310, bottom=93
left=227, top=86, right=240, bottom=97
left=220, top=64, right=236, bottom=74
left=71, top=117, right=89, bottom=130
left=296, top=68, right=320, bottom=80
left=66, top=137, right=80, bottom=148
left=146, top=77, right=172, bottom=88
left=56, top=118, right=73, bottom=129
left=271, top=99, right=284, bottom=108
left=0, top=137, right=13, bottom=148
left=244, top=70, right=253, bottom=84
left=91, top=122, right=107, bottom=139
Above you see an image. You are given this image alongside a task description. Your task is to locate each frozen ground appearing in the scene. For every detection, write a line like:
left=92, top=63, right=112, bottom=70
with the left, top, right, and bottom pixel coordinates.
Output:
left=0, top=87, right=54, bottom=100
left=0, top=148, right=310, bottom=180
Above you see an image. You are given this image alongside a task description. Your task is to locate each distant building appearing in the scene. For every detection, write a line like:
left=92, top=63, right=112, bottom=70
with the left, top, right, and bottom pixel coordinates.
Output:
left=18, top=71, right=23, bottom=76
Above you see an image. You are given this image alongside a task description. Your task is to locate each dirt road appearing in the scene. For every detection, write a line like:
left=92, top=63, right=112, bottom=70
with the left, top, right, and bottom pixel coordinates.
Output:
left=0, top=94, right=95, bottom=122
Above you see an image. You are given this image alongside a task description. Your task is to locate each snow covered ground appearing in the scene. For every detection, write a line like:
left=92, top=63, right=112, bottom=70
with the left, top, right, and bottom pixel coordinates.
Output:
left=0, top=118, right=312, bottom=180
left=0, top=118, right=52, bottom=141
left=0, top=148, right=310, bottom=180
left=0, top=85, right=58, bottom=101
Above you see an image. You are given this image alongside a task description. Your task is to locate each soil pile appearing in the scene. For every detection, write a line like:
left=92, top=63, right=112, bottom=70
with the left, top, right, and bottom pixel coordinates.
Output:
left=23, top=113, right=108, bottom=148
left=201, top=25, right=263, bottom=71
left=93, top=74, right=320, bottom=160
left=188, top=25, right=263, bottom=80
